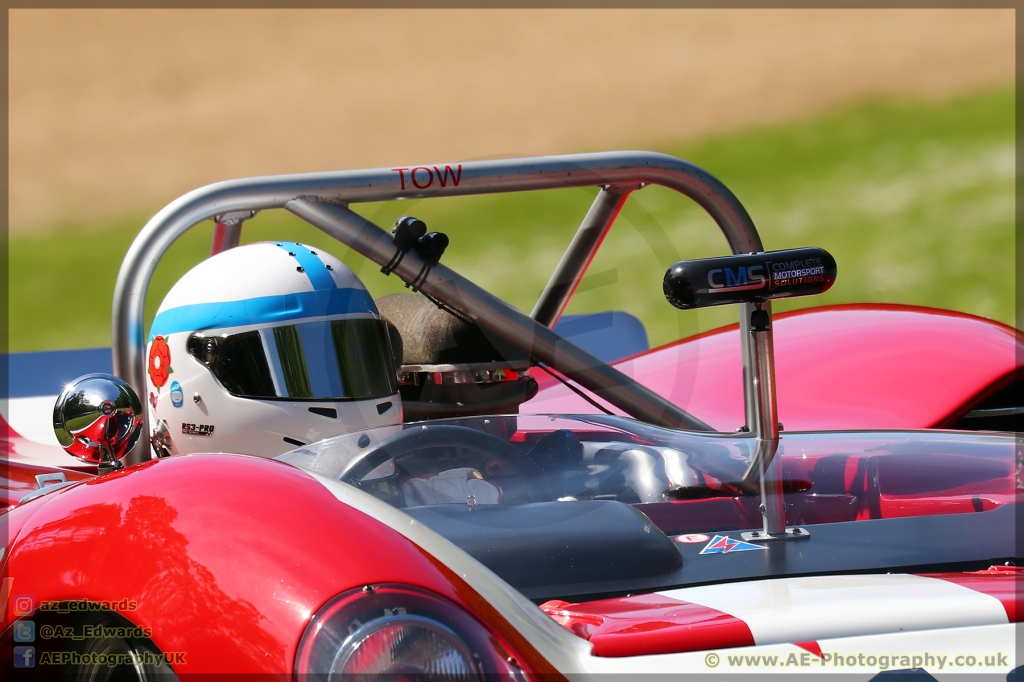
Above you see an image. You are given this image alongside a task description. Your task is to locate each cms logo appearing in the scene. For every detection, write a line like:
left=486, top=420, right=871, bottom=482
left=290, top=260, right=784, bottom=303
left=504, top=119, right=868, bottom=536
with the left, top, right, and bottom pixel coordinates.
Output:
left=708, top=265, right=765, bottom=291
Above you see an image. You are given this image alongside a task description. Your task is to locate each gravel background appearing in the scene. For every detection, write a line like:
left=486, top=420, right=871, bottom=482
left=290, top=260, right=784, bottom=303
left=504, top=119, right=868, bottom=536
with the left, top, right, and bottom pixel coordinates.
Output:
left=9, top=8, right=1013, bottom=232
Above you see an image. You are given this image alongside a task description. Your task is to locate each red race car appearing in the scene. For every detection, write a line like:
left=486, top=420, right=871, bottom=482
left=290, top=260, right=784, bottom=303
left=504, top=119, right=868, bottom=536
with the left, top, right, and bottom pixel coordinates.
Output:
left=1, top=152, right=1020, bottom=680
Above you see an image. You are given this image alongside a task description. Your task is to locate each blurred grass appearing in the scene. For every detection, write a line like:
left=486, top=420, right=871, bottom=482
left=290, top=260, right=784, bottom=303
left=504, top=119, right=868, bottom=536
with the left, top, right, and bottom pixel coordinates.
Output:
left=9, top=86, right=1014, bottom=352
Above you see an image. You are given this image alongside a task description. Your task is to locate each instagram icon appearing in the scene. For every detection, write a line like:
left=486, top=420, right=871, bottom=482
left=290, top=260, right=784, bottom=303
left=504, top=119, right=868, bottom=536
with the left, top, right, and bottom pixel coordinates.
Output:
left=12, top=595, right=34, bottom=617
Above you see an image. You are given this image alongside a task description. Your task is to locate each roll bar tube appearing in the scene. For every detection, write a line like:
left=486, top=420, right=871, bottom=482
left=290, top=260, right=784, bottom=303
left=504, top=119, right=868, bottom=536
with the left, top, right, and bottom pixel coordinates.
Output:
left=286, top=198, right=711, bottom=432
left=113, top=151, right=765, bottom=463
left=530, top=186, right=630, bottom=328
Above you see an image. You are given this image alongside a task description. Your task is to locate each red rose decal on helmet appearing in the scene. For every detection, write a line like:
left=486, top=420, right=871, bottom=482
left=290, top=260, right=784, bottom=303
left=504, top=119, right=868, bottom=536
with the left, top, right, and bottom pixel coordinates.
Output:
left=149, top=335, right=171, bottom=388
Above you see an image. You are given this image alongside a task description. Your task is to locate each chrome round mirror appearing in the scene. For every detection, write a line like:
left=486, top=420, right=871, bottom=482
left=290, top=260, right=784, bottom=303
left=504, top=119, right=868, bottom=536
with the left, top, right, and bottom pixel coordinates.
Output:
left=53, top=373, right=143, bottom=471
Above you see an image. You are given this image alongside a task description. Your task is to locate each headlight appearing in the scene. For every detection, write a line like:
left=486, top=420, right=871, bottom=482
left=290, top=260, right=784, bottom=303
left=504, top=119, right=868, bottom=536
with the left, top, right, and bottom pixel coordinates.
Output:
left=295, top=584, right=528, bottom=681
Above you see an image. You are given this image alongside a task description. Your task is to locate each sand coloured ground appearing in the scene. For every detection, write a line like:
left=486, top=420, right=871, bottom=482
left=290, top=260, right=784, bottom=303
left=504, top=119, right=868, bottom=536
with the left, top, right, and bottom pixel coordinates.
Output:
left=8, top=8, right=1014, bottom=232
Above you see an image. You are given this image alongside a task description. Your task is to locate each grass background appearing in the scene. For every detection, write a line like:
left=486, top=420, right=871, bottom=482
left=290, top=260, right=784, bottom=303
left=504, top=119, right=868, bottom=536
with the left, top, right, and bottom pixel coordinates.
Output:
left=10, top=86, right=1014, bottom=353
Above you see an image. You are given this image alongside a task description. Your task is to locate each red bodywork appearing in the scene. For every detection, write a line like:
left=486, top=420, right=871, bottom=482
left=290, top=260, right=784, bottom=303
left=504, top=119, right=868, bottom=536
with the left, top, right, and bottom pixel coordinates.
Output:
left=1, top=304, right=1020, bottom=674
left=540, top=567, right=1023, bottom=658
left=0, top=460, right=90, bottom=510
left=0, top=417, right=93, bottom=509
left=0, top=455, right=553, bottom=677
left=526, top=304, right=1022, bottom=431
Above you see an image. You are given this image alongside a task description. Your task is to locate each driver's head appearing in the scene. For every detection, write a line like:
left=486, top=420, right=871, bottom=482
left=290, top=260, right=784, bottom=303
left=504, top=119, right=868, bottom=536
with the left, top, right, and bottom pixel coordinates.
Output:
left=145, top=242, right=401, bottom=457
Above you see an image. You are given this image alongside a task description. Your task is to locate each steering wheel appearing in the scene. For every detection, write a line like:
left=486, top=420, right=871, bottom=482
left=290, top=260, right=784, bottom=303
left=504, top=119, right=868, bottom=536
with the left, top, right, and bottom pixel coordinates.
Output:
left=337, top=425, right=551, bottom=503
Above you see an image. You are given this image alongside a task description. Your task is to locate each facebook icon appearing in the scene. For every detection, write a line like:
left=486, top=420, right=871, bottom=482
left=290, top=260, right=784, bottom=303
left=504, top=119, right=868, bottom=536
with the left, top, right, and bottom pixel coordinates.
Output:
left=13, top=646, right=35, bottom=668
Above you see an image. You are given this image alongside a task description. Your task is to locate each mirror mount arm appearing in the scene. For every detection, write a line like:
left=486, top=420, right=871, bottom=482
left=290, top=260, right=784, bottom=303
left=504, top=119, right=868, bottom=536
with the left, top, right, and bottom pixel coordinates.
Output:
left=738, top=302, right=785, bottom=536
left=97, top=442, right=125, bottom=475
left=664, top=249, right=836, bottom=542
left=739, top=301, right=810, bottom=542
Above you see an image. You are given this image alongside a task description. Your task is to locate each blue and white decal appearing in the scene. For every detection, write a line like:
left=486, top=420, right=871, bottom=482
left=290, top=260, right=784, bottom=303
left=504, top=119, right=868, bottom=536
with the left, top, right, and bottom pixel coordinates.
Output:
left=699, top=535, right=767, bottom=554
left=169, top=381, right=184, bottom=408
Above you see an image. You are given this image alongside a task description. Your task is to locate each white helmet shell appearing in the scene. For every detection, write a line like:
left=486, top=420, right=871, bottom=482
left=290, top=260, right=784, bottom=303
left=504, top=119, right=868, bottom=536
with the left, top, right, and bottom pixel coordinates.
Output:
left=146, top=242, right=402, bottom=457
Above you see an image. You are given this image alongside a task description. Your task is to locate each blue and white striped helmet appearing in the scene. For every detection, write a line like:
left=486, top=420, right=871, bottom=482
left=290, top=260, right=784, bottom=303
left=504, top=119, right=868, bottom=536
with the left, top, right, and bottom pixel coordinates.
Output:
left=146, top=242, right=401, bottom=458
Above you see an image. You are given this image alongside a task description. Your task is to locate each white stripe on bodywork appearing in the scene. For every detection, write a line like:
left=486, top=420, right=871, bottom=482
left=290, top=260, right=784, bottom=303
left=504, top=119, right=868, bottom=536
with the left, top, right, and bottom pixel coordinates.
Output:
left=583, top=622, right=1017, bottom=677
left=4, top=395, right=61, bottom=446
left=3, top=395, right=104, bottom=469
left=305, top=471, right=593, bottom=674
left=657, top=574, right=1009, bottom=646
left=304, top=471, right=1015, bottom=679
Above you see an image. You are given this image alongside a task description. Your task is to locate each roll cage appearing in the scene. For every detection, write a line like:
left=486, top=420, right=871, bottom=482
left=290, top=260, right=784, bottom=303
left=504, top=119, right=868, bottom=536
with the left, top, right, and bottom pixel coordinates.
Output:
left=113, top=151, right=773, bottom=465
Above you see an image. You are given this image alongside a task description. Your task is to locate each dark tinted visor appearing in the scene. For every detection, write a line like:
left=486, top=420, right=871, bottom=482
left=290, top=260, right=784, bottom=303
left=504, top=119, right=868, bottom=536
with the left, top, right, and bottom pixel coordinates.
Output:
left=188, top=318, right=397, bottom=401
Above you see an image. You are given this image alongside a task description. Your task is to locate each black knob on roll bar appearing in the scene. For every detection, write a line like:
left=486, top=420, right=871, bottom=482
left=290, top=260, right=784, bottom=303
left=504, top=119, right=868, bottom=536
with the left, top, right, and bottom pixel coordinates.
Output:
left=382, top=216, right=428, bottom=276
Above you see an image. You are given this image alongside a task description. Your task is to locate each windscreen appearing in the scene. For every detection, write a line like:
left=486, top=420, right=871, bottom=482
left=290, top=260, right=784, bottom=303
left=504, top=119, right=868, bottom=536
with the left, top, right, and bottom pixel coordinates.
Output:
left=278, top=417, right=1020, bottom=599
left=189, top=318, right=397, bottom=401
left=278, top=415, right=1021, bottom=531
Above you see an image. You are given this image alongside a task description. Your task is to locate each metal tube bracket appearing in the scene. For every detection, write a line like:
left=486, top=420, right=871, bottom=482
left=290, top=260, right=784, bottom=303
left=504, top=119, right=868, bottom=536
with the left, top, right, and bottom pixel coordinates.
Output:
left=741, top=527, right=810, bottom=542
left=210, top=210, right=255, bottom=255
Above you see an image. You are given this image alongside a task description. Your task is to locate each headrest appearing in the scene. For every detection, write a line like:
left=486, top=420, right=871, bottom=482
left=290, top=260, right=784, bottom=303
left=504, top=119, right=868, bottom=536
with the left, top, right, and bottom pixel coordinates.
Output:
left=375, top=293, right=529, bottom=366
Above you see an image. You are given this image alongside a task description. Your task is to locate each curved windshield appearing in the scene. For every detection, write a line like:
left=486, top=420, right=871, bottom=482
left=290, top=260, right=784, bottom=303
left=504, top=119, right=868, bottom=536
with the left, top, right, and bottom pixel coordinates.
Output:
left=278, top=414, right=1021, bottom=533
left=279, top=416, right=1020, bottom=600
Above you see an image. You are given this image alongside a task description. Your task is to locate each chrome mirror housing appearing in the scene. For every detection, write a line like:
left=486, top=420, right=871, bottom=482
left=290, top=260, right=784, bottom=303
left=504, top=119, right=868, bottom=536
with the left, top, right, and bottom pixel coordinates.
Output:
left=53, top=373, right=143, bottom=473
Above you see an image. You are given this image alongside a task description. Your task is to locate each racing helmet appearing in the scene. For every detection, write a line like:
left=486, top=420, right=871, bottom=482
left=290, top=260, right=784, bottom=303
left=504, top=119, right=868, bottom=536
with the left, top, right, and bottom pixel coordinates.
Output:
left=146, top=242, right=402, bottom=458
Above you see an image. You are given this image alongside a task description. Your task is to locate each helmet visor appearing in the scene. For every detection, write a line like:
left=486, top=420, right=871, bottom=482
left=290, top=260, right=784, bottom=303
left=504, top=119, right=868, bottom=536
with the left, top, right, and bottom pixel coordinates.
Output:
left=188, top=318, right=397, bottom=401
